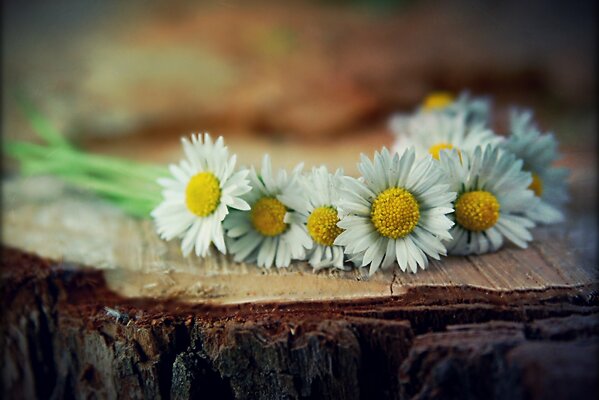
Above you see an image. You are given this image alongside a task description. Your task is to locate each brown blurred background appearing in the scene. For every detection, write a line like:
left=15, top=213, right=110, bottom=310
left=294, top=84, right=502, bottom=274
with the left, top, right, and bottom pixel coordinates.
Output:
left=2, top=0, right=596, bottom=174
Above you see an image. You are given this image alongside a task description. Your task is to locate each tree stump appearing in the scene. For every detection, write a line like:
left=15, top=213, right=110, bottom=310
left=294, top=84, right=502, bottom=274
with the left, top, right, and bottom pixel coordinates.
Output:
left=2, top=167, right=597, bottom=399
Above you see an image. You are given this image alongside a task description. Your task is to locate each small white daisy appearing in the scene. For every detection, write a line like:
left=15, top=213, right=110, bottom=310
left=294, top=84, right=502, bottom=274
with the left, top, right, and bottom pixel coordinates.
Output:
left=389, top=91, right=491, bottom=147
left=390, top=111, right=501, bottom=160
left=151, top=133, right=252, bottom=257
left=501, top=109, right=569, bottom=224
left=279, top=166, right=347, bottom=271
left=419, top=91, right=491, bottom=124
left=224, top=155, right=312, bottom=268
left=438, top=145, right=538, bottom=255
left=335, top=147, right=456, bottom=275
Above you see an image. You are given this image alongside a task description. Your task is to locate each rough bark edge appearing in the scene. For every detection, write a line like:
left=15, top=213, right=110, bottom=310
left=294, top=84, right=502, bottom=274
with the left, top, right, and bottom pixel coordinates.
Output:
left=2, top=248, right=598, bottom=399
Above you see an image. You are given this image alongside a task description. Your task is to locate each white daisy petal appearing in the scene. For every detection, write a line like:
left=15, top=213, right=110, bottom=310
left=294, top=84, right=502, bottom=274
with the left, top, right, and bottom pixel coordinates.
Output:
left=381, top=239, right=397, bottom=270
left=212, top=222, right=226, bottom=254
left=195, top=219, right=213, bottom=257
left=231, top=231, right=263, bottom=261
left=472, top=232, right=490, bottom=254
left=227, top=221, right=252, bottom=238
left=276, top=238, right=291, bottom=268
left=412, top=227, right=446, bottom=259
left=495, top=214, right=534, bottom=248
left=485, top=227, right=503, bottom=252
left=396, top=148, right=415, bottom=187
left=371, top=238, right=388, bottom=273
left=344, top=231, right=379, bottom=254
left=526, top=201, right=564, bottom=224
left=228, top=197, right=251, bottom=211
left=395, top=238, right=408, bottom=272
left=405, top=236, right=427, bottom=272
left=253, top=234, right=276, bottom=265
left=157, top=177, right=184, bottom=190
left=181, top=220, right=202, bottom=256
left=169, top=163, right=190, bottom=183
left=364, top=237, right=385, bottom=275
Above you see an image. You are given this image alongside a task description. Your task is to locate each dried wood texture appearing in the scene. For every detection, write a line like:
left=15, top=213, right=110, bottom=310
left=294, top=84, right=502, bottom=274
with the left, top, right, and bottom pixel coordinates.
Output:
left=1, top=248, right=598, bottom=399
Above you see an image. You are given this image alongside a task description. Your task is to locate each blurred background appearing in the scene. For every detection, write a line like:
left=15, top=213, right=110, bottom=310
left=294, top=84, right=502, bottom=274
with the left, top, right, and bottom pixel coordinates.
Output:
left=2, top=0, right=596, bottom=177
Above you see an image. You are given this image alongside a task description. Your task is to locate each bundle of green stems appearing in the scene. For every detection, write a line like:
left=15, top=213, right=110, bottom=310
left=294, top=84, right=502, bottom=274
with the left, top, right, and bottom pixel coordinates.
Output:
left=6, top=99, right=168, bottom=218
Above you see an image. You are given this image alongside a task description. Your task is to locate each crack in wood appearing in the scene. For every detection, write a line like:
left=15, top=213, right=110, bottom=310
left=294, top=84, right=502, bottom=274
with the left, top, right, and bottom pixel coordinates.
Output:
left=389, top=266, right=397, bottom=296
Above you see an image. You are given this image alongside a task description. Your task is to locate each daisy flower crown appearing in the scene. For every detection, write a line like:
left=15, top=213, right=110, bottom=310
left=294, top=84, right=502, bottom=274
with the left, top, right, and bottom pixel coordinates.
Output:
left=7, top=92, right=569, bottom=275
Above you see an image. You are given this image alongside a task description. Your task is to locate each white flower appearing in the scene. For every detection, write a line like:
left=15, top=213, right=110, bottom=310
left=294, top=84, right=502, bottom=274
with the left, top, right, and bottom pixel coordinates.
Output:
left=438, top=145, right=538, bottom=255
left=389, top=91, right=497, bottom=161
left=390, top=111, right=501, bottom=161
left=419, top=91, right=491, bottom=124
left=224, top=155, right=312, bottom=268
left=279, top=166, right=347, bottom=271
left=501, top=109, right=568, bottom=224
left=335, top=148, right=456, bottom=275
left=151, top=133, right=251, bottom=257
left=390, top=107, right=502, bottom=160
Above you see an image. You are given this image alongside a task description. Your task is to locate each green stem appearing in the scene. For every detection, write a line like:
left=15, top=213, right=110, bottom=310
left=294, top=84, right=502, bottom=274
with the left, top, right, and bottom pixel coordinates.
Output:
left=7, top=141, right=165, bottom=218
left=7, top=141, right=167, bottom=182
left=105, top=196, right=157, bottom=218
left=17, top=156, right=161, bottom=204
left=15, top=94, right=74, bottom=150
left=59, top=174, right=162, bottom=203
left=5, top=98, right=172, bottom=219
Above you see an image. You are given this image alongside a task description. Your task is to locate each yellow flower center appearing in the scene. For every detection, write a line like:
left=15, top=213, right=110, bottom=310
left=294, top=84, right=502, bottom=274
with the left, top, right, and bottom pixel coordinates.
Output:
left=371, top=188, right=420, bottom=239
left=185, top=172, right=221, bottom=217
left=455, top=190, right=500, bottom=232
left=307, top=206, right=343, bottom=246
left=423, top=92, right=454, bottom=110
left=529, top=172, right=543, bottom=197
left=428, top=143, right=460, bottom=160
left=251, top=197, right=288, bottom=236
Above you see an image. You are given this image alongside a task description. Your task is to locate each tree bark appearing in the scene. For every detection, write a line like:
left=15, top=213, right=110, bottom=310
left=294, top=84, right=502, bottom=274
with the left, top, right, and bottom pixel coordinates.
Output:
left=2, top=247, right=598, bottom=400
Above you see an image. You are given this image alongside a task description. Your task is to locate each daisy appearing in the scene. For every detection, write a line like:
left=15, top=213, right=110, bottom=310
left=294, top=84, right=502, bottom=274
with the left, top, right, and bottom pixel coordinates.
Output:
left=438, top=146, right=538, bottom=255
left=501, top=109, right=568, bottom=224
left=417, top=90, right=491, bottom=124
left=279, top=166, right=347, bottom=271
left=335, top=147, right=456, bottom=275
left=390, top=90, right=491, bottom=138
left=390, top=111, right=501, bottom=161
left=151, top=133, right=252, bottom=257
left=224, top=155, right=312, bottom=268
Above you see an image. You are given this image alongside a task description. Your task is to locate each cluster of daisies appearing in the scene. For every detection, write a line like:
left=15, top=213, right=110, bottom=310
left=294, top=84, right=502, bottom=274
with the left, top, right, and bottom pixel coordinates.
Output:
left=152, top=92, right=568, bottom=275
